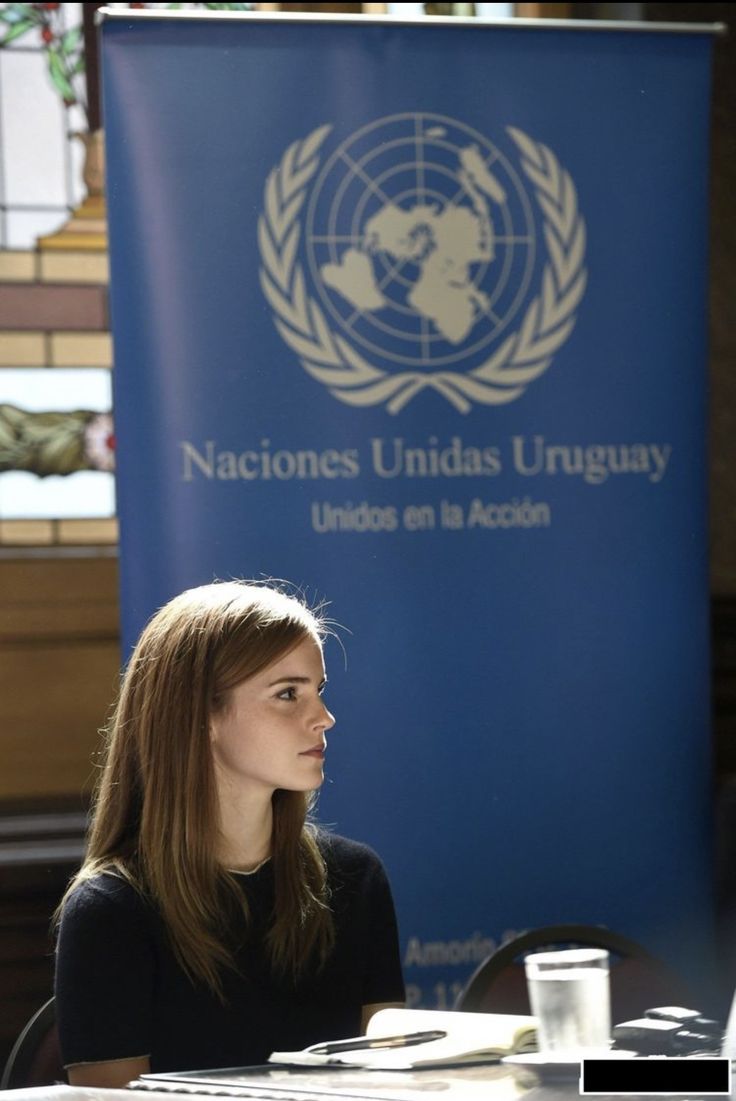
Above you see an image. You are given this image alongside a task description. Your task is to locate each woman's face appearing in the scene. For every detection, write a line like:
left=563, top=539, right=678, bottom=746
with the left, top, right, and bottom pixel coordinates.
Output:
left=209, top=635, right=335, bottom=799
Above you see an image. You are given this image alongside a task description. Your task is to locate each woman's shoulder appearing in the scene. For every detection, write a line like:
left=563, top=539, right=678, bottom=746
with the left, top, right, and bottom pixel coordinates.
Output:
left=62, top=870, right=151, bottom=923
left=314, top=829, right=387, bottom=875
left=313, top=831, right=398, bottom=922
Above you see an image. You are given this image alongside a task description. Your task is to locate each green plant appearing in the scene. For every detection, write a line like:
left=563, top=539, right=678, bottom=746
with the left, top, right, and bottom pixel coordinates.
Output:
left=0, top=4, right=84, bottom=114
left=0, top=2, right=254, bottom=128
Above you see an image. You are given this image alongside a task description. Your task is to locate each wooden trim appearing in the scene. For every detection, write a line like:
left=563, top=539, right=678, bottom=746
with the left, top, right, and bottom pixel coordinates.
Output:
left=515, top=3, right=572, bottom=16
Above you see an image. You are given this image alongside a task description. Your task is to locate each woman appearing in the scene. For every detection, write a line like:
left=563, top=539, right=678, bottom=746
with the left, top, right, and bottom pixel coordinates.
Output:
left=55, top=581, right=405, bottom=1087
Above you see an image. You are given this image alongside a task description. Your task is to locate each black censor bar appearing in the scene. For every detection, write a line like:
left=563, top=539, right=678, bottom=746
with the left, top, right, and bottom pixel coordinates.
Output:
left=580, top=1057, right=731, bottom=1095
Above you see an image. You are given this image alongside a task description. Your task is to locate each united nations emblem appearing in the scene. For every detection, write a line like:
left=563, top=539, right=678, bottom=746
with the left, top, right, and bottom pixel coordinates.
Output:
left=258, top=113, right=586, bottom=414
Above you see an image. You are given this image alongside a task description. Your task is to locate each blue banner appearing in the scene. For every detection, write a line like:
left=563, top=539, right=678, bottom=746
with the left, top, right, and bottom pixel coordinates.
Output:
left=101, top=12, right=716, bottom=1007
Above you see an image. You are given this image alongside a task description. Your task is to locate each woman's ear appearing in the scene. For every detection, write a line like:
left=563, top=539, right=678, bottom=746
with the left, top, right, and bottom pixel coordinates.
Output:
left=209, top=693, right=226, bottom=744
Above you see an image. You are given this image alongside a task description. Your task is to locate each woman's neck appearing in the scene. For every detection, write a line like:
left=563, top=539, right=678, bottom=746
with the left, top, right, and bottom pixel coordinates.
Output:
left=215, top=784, right=274, bottom=872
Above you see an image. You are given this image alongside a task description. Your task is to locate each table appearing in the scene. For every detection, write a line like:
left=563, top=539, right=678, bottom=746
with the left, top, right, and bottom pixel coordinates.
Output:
left=0, top=1061, right=730, bottom=1101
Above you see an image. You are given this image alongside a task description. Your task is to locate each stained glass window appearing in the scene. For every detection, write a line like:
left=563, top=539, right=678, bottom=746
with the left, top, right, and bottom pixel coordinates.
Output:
left=0, top=3, right=253, bottom=548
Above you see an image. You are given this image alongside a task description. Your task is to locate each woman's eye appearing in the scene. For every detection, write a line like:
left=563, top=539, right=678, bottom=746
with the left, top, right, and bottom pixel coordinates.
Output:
left=277, top=686, right=297, bottom=701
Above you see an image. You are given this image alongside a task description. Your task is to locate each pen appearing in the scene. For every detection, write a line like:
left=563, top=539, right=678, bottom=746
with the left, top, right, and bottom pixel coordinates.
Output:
left=309, top=1029, right=447, bottom=1056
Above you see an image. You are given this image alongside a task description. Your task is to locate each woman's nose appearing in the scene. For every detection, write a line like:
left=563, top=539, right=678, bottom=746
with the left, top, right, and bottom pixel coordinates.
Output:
left=318, top=701, right=335, bottom=731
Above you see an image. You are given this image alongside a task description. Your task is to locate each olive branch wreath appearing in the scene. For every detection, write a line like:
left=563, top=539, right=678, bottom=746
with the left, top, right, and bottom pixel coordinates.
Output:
left=258, top=124, right=586, bottom=414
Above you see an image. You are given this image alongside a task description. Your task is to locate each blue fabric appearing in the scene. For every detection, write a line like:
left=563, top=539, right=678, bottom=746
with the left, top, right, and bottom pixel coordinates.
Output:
left=101, top=12, right=716, bottom=1002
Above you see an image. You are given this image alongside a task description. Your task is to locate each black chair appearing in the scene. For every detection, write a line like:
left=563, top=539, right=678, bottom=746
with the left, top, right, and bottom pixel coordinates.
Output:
left=455, top=924, right=698, bottom=1023
left=1, top=996, right=65, bottom=1089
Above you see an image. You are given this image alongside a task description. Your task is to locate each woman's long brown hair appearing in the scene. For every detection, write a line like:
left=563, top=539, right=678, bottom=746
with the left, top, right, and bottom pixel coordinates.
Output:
left=58, top=581, right=335, bottom=997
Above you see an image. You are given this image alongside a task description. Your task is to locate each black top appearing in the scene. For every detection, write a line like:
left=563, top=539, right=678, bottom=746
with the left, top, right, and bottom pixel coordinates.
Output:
left=55, top=832, right=404, bottom=1071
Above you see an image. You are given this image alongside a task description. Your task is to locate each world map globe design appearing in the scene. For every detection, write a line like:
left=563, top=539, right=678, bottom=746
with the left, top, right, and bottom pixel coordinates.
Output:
left=305, top=113, right=537, bottom=371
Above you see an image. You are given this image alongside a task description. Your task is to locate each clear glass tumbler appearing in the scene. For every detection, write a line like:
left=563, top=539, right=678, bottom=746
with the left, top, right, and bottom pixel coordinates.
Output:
left=524, top=947, right=611, bottom=1054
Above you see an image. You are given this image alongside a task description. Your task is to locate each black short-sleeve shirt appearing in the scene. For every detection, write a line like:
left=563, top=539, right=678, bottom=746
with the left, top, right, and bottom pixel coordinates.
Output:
left=55, top=832, right=404, bottom=1071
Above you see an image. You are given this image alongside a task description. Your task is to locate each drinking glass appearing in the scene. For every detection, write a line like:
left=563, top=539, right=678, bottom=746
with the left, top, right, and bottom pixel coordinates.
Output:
left=524, top=947, right=611, bottom=1054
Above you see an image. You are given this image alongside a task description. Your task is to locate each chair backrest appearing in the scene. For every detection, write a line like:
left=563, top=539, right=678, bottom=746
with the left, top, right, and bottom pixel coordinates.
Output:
left=1, top=996, right=65, bottom=1090
left=455, top=924, right=697, bottom=1024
